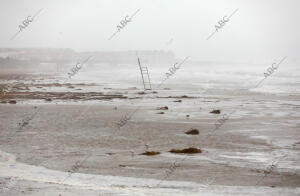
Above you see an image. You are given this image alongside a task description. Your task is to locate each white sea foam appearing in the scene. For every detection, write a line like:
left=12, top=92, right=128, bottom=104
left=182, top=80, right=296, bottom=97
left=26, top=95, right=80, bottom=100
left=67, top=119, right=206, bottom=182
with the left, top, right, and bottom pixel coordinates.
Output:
left=1, top=149, right=300, bottom=195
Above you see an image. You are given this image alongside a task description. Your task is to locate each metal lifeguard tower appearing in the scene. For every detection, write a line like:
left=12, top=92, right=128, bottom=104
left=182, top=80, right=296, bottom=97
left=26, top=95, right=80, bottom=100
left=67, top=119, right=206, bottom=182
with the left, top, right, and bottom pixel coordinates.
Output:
left=137, top=56, right=152, bottom=90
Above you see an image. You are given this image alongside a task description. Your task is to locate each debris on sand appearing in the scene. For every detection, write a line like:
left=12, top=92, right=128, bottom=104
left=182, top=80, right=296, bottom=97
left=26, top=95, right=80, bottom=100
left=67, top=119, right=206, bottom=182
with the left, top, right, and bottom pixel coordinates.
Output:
left=157, top=112, right=165, bottom=114
left=185, top=128, right=199, bottom=135
left=186, top=115, right=190, bottom=117
left=157, top=106, right=168, bottom=110
left=169, top=147, right=202, bottom=154
left=174, top=100, right=182, bottom=102
left=157, top=95, right=198, bottom=99
left=293, top=141, right=300, bottom=146
left=137, top=91, right=146, bottom=95
left=1, top=91, right=127, bottom=101
left=152, top=91, right=158, bottom=94
left=140, top=151, right=160, bottom=156
left=45, top=98, right=52, bottom=102
left=9, top=100, right=17, bottom=104
left=210, top=109, right=221, bottom=114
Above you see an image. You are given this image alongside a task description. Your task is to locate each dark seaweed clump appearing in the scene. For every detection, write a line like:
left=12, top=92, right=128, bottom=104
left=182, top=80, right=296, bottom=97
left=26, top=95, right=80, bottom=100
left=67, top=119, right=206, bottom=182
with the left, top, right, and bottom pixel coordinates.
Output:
left=169, top=147, right=202, bottom=154
left=140, top=151, right=160, bottom=156
left=185, top=128, right=199, bottom=135
left=210, top=109, right=221, bottom=114
left=157, top=106, right=168, bottom=110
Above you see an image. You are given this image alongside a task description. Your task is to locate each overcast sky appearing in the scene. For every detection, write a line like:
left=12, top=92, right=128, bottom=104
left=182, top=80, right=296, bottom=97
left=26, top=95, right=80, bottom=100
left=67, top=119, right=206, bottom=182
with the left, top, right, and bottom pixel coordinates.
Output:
left=0, top=0, right=299, bottom=62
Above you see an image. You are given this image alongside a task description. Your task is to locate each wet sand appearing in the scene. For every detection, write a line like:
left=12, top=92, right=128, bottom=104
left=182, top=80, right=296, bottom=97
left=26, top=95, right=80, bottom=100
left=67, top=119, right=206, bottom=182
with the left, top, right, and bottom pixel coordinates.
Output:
left=0, top=74, right=300, bottom=195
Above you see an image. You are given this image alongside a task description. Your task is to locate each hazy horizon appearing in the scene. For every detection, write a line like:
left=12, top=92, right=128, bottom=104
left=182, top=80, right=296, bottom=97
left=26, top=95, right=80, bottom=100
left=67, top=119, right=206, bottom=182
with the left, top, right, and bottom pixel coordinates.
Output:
left=0, top=0, right=299, bottom=63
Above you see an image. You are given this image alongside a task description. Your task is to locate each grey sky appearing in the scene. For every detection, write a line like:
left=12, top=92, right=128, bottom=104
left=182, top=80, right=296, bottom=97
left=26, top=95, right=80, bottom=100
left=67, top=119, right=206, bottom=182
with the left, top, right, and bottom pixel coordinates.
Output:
left=0, top=0, right=299, bottom=62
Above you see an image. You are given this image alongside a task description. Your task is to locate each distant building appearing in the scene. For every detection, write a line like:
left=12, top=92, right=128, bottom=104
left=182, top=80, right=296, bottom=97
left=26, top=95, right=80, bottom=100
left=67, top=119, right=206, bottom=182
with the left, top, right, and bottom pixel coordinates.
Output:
left=0, top=48, right=176, bottom=70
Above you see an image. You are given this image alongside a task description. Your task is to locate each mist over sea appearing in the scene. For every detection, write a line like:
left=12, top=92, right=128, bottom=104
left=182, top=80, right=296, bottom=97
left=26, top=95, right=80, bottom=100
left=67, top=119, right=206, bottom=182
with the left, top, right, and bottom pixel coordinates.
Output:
left=41, top=60, right=300, bottom=95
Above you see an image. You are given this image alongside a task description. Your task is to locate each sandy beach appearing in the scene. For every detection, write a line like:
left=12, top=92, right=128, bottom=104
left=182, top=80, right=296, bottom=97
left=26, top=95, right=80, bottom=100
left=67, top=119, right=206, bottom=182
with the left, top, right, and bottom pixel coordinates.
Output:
left=1, top=0, right=300, bottom=194
left=0, top=68, right=299, bottom=195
